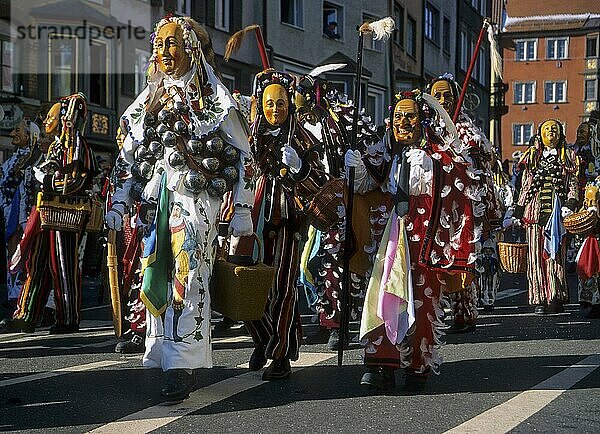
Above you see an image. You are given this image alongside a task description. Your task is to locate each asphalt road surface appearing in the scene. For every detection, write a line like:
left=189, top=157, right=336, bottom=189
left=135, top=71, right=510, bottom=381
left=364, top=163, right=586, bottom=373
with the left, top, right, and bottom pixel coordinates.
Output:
left=1, top=272, right=599, bottom=433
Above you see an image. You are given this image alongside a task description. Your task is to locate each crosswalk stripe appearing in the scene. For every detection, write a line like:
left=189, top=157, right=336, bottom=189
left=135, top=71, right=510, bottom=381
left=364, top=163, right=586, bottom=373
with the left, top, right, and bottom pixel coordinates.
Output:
left=444, top=354, right=600, bottom=434
left=87, top=352, right=335, bottom=434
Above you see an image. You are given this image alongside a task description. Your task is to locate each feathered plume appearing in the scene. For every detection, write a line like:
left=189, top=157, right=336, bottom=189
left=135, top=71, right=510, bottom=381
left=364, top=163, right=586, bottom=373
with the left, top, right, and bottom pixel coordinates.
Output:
left=225, top=24, right=259, bottom=61
left=422, top=93, right=460, bottom=151
left=307, top=63, right=347, bottom=78
left=487, top=23, right=503, bottom=81
left=359, top=17, right=395, bottom=41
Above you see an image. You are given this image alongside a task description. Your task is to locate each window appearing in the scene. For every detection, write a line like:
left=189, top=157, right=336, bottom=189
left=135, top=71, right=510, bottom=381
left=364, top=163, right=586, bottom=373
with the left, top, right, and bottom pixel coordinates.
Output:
left=470, top=0, right=486, bottom=15
left=221, top=73, right=235, bottom=92
left=514, top=81, right=536, bottom=104
left=585, top=79, right=597, bottom=101
left=513, top=123, right=534, bottom=145
left=515, top=39, right=537, bottom=61
left=366, top=88, right=385, bottom=125
left=546, top=38, right=568, bottom=60
left=406, top=15, right=416, bottom=57
left=281, top=0, right=303, bottom=28
left=135, top=49, right=150, bottom=95
left=176, top=0, right=191, bottom=15
left=1, top=39, right=13, bottom=93
left=49, top=35, right=76, bottom=100
left=393, top=4, right=404, bottom=47
left=586, top=36, right=598, bottom=58
left=544, top=81, right=567, bottom=103
left=323, top=2, right=343, bottom=40
left=460, top=31, right=468, bottom=70
left=215, top=0, right=231, bottom=32
left=442, top=16, right=450, bottom=54
left=363, top=14, right=383, bottom=51
left=475, top=47, right=486, bottom=85
left=424, top=3, right=440, bottom=45
left=89, top=40, right=109, bottom=106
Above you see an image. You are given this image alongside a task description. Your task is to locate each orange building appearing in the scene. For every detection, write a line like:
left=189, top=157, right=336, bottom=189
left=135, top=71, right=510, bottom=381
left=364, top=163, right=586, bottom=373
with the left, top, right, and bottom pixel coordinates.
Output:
left=500, top=2, right=600, bottom=163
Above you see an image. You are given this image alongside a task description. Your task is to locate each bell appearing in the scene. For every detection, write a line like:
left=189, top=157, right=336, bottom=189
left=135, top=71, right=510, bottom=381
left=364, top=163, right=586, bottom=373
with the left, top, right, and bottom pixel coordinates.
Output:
left=134, top=145, right=151, bottom=162
left=205, top=136, right=224, bottom=155
left=188, top=123, right=196, bottom=137
left=207, top=177, right=228, bottom=198
left=173, top=101, right=189, bottom=115
left=221, top=166, right=239, bottom=185
left=143, top=112, right=156, bottom=127
left=201, top=157, right=220, bottom=173
left=185, top=138, right=204, bottom=155
left=168, top=151, right=186, bottom=170
left=137, top=161, right=154, bottom=180
left=156, top=123, right=168, bottom=135
left=161, top=130, right=177, bottom=148
left=173, top=120, right=188, bottom=135
left=143, top=126, right=157, bottom=141
left=222, top=145, right=240, bottom=164
left=157, top=109, right=174, bottom=125
left=148, top=140, right=164, bottom=157
left=183, top=170, right=207, bottom=194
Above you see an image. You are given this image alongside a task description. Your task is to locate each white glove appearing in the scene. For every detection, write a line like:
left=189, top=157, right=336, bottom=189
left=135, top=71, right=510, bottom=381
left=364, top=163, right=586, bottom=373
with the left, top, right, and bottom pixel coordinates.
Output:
left=561, top=206, right=573, bottom=218
left=502, top=216, right=521, bottom=228
left=344, top=149, right=363, bottom=168
left=281, top=145, right=302, bottom=174
left=228, top=206, right=253, bottom=237
left=105, top=203, right=125, bottom=231
left=406, top=149, right=426, bottom=167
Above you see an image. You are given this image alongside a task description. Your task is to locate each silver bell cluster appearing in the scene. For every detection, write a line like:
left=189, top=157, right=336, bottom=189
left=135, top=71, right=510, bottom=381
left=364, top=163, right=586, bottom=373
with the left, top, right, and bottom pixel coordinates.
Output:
left=133, top=104, right=242, bottom=198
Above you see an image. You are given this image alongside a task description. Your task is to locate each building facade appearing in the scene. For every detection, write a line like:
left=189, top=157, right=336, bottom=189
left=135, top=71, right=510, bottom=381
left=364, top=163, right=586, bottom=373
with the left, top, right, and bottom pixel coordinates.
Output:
left=500, top=1, right=600, bottom=162
left=422, top=0, right=456, bottom=82
left=391, top=0, right=423, bottom=94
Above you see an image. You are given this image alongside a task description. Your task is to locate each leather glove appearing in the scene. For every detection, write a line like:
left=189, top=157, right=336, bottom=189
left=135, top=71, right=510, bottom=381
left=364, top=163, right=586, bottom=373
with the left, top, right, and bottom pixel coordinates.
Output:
left=228, top=206, right=254, bottom=237
left=281, top=145, right=302, bottom=174
left=105, top=203, right=125, bottom=231
left=344, top=149, right=363, bottom=168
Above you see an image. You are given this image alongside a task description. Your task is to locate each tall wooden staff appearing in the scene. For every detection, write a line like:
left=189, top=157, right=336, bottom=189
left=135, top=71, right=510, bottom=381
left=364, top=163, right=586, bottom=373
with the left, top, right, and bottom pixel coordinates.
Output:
left=338, top=17, right=395, bottom=366
left=107, top=228, right=121, bottom=337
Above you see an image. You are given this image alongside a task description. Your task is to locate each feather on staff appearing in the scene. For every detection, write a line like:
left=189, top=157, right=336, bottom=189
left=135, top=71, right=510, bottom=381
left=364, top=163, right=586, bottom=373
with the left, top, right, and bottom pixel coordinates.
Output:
left=487, top=23, right=503, bottom=81
left=359, top=17, right=395, bottom=40
left=225, top=24, right=270, bottom=70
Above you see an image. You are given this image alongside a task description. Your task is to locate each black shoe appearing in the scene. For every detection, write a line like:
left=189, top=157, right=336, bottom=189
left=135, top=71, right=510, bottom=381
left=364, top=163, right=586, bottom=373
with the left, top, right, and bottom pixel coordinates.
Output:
left=49, top=324, right=79, bottom=334
left=482, top=304, right=494, bottom=313
left=546, top=300, right=564, bottom=314
left=534, top=304, right=546, bottom=315
left=445, top=322, right=473, bottom=334
left=40, top=308, right=55, bottom=327
left=262, top=358, right=291, bottom=381
left=360, top=366, right=396, bottom=390
left=0, top=318, right=35, bottom=334
left=404, top=373, right=427, bottom=393
left=326, top=329, right=340, bottom=350
left=115, top=333, right=145, bottom=354
left=161, top=369, right=196, bottom=402
left=248, top=346, right=267, bottom=371
left=214, top=316, right=237, bottom=332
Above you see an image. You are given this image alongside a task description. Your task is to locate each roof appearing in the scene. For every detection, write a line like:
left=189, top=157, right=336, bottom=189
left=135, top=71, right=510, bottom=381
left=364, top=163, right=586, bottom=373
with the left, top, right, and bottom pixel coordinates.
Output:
left=317, top=51, right=373, bottom=79
left=30, top=0, right=118, bottom=27
left=503, top=13, right=600, bottom=32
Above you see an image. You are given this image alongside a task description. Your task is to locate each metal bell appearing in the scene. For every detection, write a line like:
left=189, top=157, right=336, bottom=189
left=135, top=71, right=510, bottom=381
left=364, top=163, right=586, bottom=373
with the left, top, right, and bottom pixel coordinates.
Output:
left=168, top=151, right=186, bottom=170
left=221, top=166, right=239, bottom=185
left=156, top=123, right=168, bottom=135
left=201, top=157, right=220, bottom=173
left=157, top=109, right=174, bottom=125
left=173, top=120, right=188, bottom=135
left=173, top=101, right=189, bottom=115
left=134, top=145, right=151, bottom=162
left=143, top=112, right=156, bottom=127
left=137, top=161, right=154, bottom=180
left=207, top=177, right=227, bottom=198
left=222, top=145, right=240, bottom=164
left=183, top=170, right=207, bottom=194
left=148, top=140, right=164, bottom=157
left=143, top=126, right=156, bottom=141
left=161, top=131, right=177, bottom=148
left=185, top=138, right=204, bottom=155
left=205, top=136, right=224, bottom=155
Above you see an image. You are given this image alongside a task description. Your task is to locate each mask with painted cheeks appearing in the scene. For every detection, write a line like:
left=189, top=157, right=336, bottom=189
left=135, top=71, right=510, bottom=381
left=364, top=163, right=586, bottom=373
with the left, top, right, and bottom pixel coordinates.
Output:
left=392, top=98, right=422, bottom=145
left=430, top=79, right=456, bottom=116
left=262, top=83, right=290, bottom=127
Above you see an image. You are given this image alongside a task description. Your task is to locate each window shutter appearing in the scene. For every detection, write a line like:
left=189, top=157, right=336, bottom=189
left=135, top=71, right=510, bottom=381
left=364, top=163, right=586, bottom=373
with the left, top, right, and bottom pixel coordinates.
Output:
left=230, top=0, right=243, bottom=34
left=207, top=0, right=216, bottom=27
left=193, top=0, right=206, bottom=23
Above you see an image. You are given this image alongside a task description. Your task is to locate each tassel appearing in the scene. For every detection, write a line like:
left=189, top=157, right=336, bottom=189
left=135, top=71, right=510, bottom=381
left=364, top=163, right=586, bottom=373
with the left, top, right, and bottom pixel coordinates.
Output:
left=487, top=24, right=503, bottom=81
left=225, top=24, right=259, bottom=61
left=359, top=17, right=395, bottom=41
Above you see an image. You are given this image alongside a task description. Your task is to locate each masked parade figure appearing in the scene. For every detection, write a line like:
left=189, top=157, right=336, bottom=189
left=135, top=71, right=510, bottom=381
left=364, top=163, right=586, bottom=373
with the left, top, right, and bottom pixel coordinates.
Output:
left=240, top=69, right=331, bottom=380
left=1, top=94, right=98, bottom=334
left=512, top=119, right=579, bottom=314
left=105, top=16, right=254, bottom=402
left=347, top=90, right=480, bottom=391
left=0, top=119, right=41, bottom=311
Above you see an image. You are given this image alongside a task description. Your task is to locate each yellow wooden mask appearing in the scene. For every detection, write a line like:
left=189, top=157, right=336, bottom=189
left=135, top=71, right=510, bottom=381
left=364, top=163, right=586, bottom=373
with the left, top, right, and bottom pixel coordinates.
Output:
left=154, top=22, right=191, bottom=78
left=262, top=84, right=289, bottom=127
left=392, top=98, right=421, bottom=145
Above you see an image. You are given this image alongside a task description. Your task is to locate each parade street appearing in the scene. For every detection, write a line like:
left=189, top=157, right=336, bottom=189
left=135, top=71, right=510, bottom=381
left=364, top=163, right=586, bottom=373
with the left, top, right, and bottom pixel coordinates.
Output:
left=0, top=274, right=599, bottom=434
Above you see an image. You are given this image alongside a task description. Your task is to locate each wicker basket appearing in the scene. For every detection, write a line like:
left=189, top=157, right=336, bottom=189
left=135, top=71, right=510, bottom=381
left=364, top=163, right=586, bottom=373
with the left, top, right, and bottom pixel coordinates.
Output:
left=37, top=193, right=91, bottom=232
left=86, top=199, right=104, bottom=233
left=306, top=178, right=344, bottom=232
left=498, top=242, right=528, bottom=273
left=210, top=235, right=274, bottom=321
left=563, top=210, right=598, bottom=236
